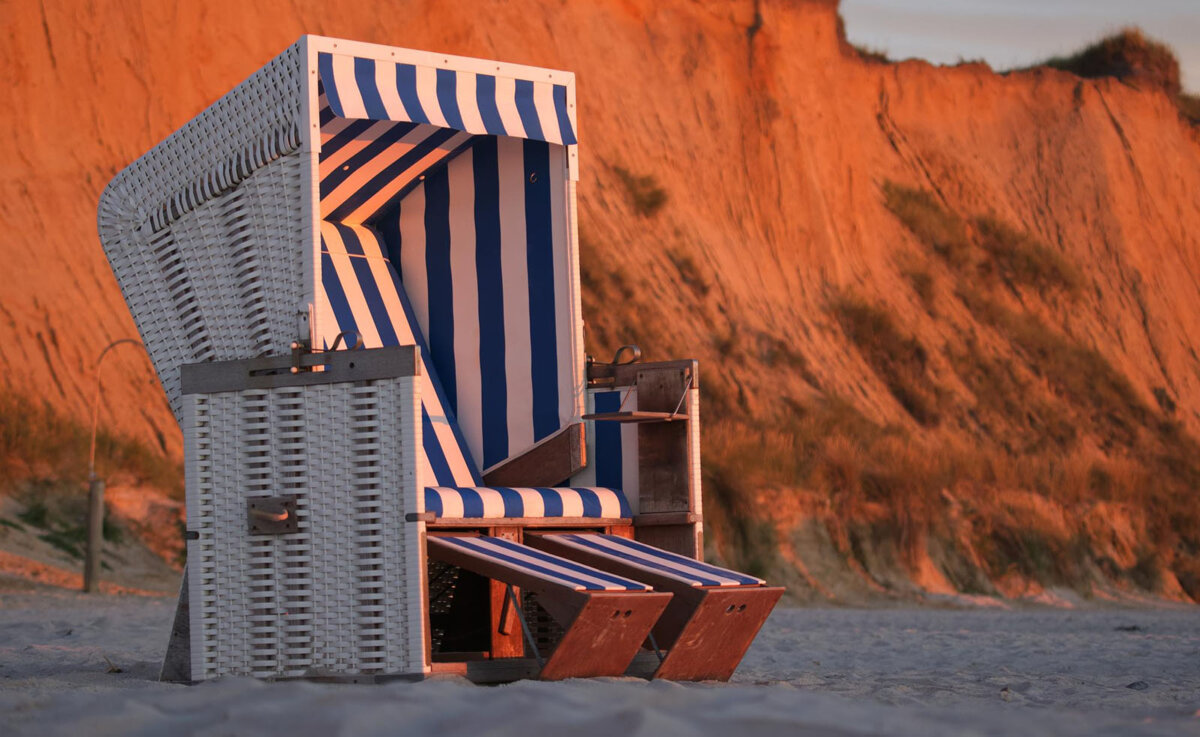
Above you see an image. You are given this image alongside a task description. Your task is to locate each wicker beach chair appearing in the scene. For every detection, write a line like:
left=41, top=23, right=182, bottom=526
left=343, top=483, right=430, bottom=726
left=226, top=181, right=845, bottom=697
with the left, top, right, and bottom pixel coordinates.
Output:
left=98, top=36, right=780, bottom=684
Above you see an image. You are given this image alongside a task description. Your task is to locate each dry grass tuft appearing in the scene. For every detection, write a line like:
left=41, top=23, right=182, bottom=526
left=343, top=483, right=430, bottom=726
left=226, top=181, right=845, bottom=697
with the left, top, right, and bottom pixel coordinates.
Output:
left=972, top=216, right=1082, bottom=294
left=831, top=294, right=943, bottom=426
left=882, top=182, right=971, bottom=265
left=0, top=392, right=181, bottom=498
left=614, top=166, right=668, bottom=217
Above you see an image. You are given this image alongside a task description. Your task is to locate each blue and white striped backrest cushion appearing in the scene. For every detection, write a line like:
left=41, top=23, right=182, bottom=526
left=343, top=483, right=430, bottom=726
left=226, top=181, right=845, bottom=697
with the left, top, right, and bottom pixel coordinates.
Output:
left=316, top=220, right=481, bottom=487
left=373, top=134, right=582, bottom=473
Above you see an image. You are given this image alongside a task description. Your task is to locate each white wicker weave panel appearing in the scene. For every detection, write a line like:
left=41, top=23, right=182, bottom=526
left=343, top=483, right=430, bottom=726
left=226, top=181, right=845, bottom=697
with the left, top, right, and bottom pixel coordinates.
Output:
left=185, top=375, right=423, bottom=680
left=98, top=40, right=310, bottom=423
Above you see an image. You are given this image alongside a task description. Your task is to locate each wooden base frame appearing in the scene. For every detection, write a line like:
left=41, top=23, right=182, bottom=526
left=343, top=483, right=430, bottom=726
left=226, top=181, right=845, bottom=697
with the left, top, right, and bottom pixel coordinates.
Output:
left=426, top=534, right=671, bottom=680
left=527, top=533, right=783, bottom=681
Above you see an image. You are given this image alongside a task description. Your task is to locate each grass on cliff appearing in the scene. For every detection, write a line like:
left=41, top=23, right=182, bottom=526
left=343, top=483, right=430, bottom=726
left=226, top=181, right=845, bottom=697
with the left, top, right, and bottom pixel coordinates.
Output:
left=0, top=392, right=182, bottom=498
left=884, top=181, right=1081, bottom=295
left=1037, top=28, right=1198, bottom=125
left=830, top=294, right=943, bottom=426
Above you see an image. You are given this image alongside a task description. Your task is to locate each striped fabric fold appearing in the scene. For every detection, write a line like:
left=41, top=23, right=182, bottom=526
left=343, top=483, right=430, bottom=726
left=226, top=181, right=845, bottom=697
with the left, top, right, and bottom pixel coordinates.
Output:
left=551, top=534, right=765, bottom=588
left=317, top=220, right=481, bottom=486
left=318, top=52, right=577, bottom=146
left=435, top=536, right=648, bottom=592
left=425, top=487, right=631, bottom=520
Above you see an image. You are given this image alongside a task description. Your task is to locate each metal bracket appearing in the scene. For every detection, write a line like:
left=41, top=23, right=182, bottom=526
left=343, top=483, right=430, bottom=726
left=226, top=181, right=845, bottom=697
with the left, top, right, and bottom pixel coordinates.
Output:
left=247, top=496, right=299, bottom=535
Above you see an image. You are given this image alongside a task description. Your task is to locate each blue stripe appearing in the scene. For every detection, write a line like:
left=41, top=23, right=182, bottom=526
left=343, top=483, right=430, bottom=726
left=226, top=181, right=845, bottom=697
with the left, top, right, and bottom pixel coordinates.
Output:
left=435, top=69, right=466, bottom=132
left=514, top=80, right=543, bottom=141
left=563, top=534, right=727, bottom=587
left=320, top=250, right=358, bottom=342
left=440, top=537, right=616, bottom=591
left=594, top=392, right=623, bottom=490
left=497, top=487, right=524, bottom=517
left=552, top=85, right=576, bottom=145
left=318, top=99, right=337, bottom=127
left=317, top=53, right=344, bottom=117
left=423, top=410, right=455, bottom=485
left=324, top=126, right=459, bottom=222
left=457, top=487, right=484, bottom=517
left=319, top=121, right=418, bottom=199
left=586, top=534, right=762, bottom=586
left=354, top=57, right=388, bottom=120
left=473, top=138, right=509, bottom=468
left=319, top=118, right=377, bottom=161
left=481, top=537, right=648, bottom=590
left=424, top=488, right=444, bottom=516
left=387, top=253, right=483, bottom=485
left=394, top=64, right=430, bottom=124
left=524, top=140, right=559, bottom=441
left=576, top=488, right=603, bottom=518
left=368, top=136, right=477, bottom=221
left=336, top=228, right=401, bottom=346
left=534, top=487, right=563, bottom=517
left=423, top=167, right=457, bottom=415
left=475, top=75, right=505, bottom=135
left=612, top=489, right=633, bottom=517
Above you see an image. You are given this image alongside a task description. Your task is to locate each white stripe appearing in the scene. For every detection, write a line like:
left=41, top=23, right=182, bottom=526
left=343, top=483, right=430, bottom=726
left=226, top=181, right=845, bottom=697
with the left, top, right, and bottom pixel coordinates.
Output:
left=418, top=453, right=436, bottom=489
left=438, top=489, right=464, bottom=518
left=455, top=71, right=486, bottom=135
left=396, top=187, right=430, bottom=340
left=374, top=61, right=408, bottom=121
left=549, top=145, right=577, bottom=433
left=319, top=119, right=395, bottom=175
left=343, top=130, right=473, bottom=234
left=559, top=534, right=710, bottom=587
left=318, top=104, right=357, bottom=141
left=533, top=81, right=562, bottom=145
left=595, top=489, right=622, bottom=518
left=559, top=490, right=584, bottom=518
left=321, top=228, right=383, bottom=349
left=514, top=488, right=545, bottom=517
left=447, top=149, right=483, bottom=468
left=476, top=488, right=506, bottom=517
left=621, top=390, right=639, bottom=513
left=331, top=54, right=367, bottom=119
left=493, top=76, right=526, bottom=139
left=497, top=137, right=533, bottom=454
left=577, top=534, right=754, bottom=586
left=321, top=125, right=444, bottom=216
left=414, top=65, right=449, bottom=128
left=463, top=537, right=631, bottom=591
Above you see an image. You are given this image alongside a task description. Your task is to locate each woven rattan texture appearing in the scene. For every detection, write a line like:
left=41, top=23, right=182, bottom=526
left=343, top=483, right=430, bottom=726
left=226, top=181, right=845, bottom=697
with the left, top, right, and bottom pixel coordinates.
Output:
left=184, top=375, right=423, bottom=680
left=98, top=43, right=308, bottom=421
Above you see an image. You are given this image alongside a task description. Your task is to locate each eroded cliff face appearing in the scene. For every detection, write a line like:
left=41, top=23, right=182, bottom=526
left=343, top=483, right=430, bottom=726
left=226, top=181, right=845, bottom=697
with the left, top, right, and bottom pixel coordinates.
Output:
left=2, top=0, right=1197, bottom=600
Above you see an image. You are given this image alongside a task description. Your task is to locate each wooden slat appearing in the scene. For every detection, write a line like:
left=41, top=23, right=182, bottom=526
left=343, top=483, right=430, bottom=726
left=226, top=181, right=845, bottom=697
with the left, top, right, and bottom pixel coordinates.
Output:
left=633, top=511, right=700, bottom=527
left=582, top=411, right=686, bottom=423
left=587, top=358, right=699, bottom=389
left=482, top=423, right=586, bottom=487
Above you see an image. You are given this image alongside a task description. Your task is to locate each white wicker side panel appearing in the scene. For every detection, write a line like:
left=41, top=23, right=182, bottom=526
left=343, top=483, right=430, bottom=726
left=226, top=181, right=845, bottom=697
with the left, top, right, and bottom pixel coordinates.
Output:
left=184, top=375, right=424, bottom=681
left=98, top=41, right=311, bottom=422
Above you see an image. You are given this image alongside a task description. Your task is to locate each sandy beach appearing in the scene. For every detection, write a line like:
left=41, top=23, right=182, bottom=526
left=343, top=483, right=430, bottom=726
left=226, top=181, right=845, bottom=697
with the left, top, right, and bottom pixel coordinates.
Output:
left=2, top=591, right=1196, bottom=736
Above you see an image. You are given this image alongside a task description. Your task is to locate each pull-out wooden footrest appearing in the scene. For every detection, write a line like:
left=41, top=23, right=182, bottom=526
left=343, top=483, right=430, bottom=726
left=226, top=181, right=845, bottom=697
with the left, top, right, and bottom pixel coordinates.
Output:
left=527, top=533, right=784, bottom=681
left=426, top=535, right=672, bottom=680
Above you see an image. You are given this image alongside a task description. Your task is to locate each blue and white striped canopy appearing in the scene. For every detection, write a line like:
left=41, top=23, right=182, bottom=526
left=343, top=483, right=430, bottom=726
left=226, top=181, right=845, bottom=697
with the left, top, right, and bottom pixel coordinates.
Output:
left=318, top=52, right=577, bottom=147
left=314, top=47, right=582, bottom=479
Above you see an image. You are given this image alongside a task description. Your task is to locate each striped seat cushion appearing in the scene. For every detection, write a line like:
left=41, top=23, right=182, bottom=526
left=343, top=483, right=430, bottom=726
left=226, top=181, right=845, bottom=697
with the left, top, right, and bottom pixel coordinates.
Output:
left=434, top=536, right=648, bottom=592
left=426, top=486, right=630, bottom=520
left=549, top=533, right=765, bottom=587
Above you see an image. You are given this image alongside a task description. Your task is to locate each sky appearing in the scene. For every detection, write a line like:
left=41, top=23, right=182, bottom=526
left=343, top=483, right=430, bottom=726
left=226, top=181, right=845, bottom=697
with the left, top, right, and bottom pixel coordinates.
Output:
left=840, top=0, right=1200, bottom=93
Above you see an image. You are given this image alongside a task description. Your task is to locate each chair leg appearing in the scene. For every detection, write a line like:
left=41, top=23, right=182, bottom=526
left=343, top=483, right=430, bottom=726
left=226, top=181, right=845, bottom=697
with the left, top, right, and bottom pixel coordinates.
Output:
left=650, top=585, right=784, bottom=681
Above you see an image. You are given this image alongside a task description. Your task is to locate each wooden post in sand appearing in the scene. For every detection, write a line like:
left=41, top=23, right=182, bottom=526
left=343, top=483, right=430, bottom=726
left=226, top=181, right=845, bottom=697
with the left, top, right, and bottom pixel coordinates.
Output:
left=83, top=337, right=144, bottom=593
left=83, top=476, right=104, bottom=593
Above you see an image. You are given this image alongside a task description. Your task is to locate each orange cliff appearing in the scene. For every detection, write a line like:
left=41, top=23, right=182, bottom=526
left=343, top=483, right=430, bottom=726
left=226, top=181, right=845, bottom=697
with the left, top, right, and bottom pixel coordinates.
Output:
left=2, top=0, right=1198, bottom=600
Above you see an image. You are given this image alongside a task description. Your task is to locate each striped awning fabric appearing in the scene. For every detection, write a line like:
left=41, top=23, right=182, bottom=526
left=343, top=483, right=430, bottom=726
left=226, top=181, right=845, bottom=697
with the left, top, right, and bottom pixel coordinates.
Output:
left=318, top=52, right=577, bottom=147
left=425, top=487, right=630, bottom=520
left=433, top=536, right=649, bottom=592
left=550, top=534, right=766, bottom=588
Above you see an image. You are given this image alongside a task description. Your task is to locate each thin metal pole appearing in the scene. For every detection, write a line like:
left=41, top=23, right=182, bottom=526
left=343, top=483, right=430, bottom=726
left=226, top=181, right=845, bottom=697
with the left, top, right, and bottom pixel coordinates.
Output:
left=83, top=338, right=144, bottom=593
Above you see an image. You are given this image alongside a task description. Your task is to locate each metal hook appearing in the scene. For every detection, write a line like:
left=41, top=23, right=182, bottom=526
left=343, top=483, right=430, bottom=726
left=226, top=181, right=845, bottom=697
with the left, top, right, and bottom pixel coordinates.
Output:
left=611, top=344, right=642, bottom=366
left=328, top=331, right=364, bottom=352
